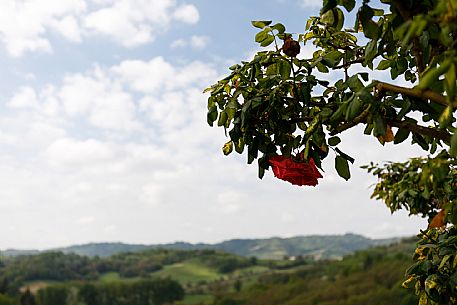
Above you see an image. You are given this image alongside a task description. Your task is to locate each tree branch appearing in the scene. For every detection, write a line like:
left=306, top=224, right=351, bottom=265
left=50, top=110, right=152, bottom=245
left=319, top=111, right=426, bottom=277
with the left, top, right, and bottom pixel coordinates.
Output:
left=376, top=81, right=450, bottom=106
left=328, top=105, right=451, bottom=144
left=329, top=107, right=371, bottom=135
left=387, top=118, right=451, bottom=144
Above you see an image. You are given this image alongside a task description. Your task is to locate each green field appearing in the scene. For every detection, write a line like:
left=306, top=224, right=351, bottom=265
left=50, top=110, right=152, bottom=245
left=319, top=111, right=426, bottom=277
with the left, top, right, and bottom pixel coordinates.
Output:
left=98, top=272, right=140, bottom=283
left=149, top=261, right=221, bottom=284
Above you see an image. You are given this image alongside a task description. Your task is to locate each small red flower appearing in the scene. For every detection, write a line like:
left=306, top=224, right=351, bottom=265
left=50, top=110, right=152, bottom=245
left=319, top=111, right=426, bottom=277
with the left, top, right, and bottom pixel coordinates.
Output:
left=269, top=156, right=323, bottom=186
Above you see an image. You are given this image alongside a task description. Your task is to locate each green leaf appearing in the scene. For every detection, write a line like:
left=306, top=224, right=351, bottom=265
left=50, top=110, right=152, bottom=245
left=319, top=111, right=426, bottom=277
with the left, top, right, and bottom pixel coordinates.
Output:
left=251, top=21, right=272, bottom=29
left=258, top=164, right=265, bottom=179
left=207, top=106, right=218, bottom=126
left=373, top=114, right=387, bottom=136
left=335, top=147, right=355, bottom=163
left=322, top=50, right=343, bottom=67
left=439, top=105, right=453, bottom=128
left=272, top=23, right=286, bottom=34
left=338, top=0, right=355, bottom=12
left=359, top=73, right=369, bottom=82
left=328, top=136, right=341, bottom=146
left=234, top=138, right=245, bottom=154
left=255, top=30, right=268, bottom=43
left=450, top=132, right=457, bottom=157
left=321, top=0, right=337, bottom=14
left=364, top=40, right=377, bottom=62
left=316, top=62, right=329, bottom=73
left=222, top=141, right=233, bottom=156
left=218, top=111, right=228, bottom=126
left=335, top=155, right=351, bottom=180
left=394, top=128, right=410, bottom=144
left=305, top=115, right=321, bottom=142
left=417, top=60, right=451, bottom=90
left=397, top=99, right=411, bottom=119
left=347, top=75, right=363, bottom=91
left=260, top=35, right=275, bottom=47
left=345, top=96, right=362, bottom=121
left=445, top=63, right=456, bottom=102
left=278, top=60, right=292, bottom=80
left=330, top=102, right=348, bottom=122
left=321, top=9, right=335, bottom=26
left=377, top=60, right=391, bottom=70
left=334, top=8, right=344, bottom=31
left=258, top=155, right=269, bottom=179
left=363, top=20, right=379, bottom=39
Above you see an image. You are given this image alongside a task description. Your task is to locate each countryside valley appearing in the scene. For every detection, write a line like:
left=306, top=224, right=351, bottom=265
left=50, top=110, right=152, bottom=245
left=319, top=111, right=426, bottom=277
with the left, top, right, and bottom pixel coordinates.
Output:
left=0, top=234, right=418, bottom=305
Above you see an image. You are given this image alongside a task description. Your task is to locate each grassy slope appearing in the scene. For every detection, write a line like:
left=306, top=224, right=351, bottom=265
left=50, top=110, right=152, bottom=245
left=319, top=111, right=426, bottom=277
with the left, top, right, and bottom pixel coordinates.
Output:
left=149, top=261, right=222, bottom=284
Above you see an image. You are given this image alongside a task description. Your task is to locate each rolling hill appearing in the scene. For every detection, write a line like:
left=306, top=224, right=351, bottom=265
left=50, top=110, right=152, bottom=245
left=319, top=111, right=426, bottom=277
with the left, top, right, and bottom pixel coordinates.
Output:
left=1, top=234, right=398, bottom=260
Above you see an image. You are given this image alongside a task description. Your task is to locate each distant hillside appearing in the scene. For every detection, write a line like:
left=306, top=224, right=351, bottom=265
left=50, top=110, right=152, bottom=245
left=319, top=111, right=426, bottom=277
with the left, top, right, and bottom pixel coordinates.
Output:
left=60, top=234, right=399, bottom=260
left=1, top=249, right=40, bottom=256
left=213, top=234, right=398, bottom=260
left=1, top=234, right=399, bottom=260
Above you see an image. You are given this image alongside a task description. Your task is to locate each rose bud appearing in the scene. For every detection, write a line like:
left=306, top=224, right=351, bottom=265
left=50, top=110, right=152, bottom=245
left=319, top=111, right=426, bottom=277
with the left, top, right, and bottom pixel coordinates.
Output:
left=282, top=36, right=300, bottom=57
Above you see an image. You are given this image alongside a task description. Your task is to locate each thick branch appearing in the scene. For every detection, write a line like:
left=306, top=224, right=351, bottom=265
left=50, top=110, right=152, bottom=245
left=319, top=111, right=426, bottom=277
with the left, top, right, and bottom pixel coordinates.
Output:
left=329, top=107, right=371, bottom=135
left=387, top=119, right=451, bottom=144
left=376, top=81, right=449, bottom=106
left=329, top=106, right=451, bottom=144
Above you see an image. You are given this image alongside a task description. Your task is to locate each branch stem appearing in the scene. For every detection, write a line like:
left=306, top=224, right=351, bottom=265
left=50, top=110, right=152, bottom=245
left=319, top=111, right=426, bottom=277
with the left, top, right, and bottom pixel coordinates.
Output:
left=376, top=81, right=451, bottom=106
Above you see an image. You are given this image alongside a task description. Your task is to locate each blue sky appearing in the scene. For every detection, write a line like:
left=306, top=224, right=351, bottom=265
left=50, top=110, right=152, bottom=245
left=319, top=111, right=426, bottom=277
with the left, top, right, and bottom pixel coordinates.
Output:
left=0, top=0, right=427, bottom=249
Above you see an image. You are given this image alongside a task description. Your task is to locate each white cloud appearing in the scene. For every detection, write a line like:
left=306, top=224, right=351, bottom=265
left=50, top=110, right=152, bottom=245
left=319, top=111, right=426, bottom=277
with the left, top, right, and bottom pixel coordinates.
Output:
left=172, top=4, right=199, bottom=24
left=170, top=35, right=209, bottom=50
left=77, top=216, right=96, bottom=224
left=50, top=15, right=82, bottom=42
left=170, top=39, right=187, bottom=49
left=0, top=0, right=86, bottom=56
left=7, top=86, right=39, bottom=109
left=0, top=0, right=200, bottom=56
left=112, top=57, right=218, bottom=93
left=59, top=67, right=140, bottom=131
left=216, top=190, right=244, bottom=214
left=46, top=138, right=115, bottom=168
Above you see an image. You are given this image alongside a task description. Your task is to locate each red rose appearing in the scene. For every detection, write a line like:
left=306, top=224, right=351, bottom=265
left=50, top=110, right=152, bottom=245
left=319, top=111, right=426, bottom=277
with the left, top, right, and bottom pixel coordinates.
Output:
left=269, top=156, right=323, bottom=186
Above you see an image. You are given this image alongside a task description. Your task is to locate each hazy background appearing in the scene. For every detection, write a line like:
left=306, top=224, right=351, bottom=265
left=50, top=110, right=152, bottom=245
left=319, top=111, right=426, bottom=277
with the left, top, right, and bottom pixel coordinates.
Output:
left=0, top=0, right=427, bottom=250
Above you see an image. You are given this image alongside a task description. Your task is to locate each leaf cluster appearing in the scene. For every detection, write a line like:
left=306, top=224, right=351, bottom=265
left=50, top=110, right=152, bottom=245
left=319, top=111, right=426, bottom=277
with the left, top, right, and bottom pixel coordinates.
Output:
left=205, top=0, right=457, bottom=181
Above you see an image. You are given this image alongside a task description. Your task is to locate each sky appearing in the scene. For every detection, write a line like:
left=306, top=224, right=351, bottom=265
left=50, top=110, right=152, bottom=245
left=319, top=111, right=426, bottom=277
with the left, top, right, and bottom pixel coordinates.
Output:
left=0, top=0, right=429, bottom=250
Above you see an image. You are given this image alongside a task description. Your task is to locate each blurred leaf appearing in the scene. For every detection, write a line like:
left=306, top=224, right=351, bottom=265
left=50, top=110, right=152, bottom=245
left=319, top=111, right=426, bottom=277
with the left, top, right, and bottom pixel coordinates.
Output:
left=450, top=132, right=457, bottom=157
left=222, top=141, right=233, bottom=156
left=439, top=105, right=453, bottom=128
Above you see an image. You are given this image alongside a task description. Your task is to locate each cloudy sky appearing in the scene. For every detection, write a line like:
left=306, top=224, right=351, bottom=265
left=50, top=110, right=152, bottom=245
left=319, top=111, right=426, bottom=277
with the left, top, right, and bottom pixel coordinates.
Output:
left=0, top=0, right=428, bottom=250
